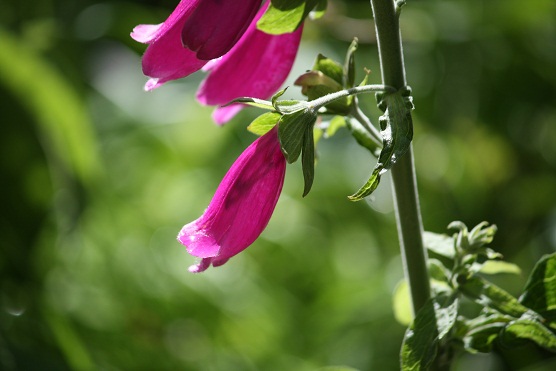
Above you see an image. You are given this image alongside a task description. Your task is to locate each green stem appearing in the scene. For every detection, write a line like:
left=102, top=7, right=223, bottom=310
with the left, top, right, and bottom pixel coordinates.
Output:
left=370, top=0, right=430, bottom=315
left=310, top=84, right=394, bottom=109
left=350, top=100, right=382, bottom=145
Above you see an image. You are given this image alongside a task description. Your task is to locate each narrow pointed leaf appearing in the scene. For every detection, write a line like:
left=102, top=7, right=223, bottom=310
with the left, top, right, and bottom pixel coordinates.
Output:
left=224, top=97, right=275, bottom=110
left=301, top=123, right=315, bottom=196
left=344, top=38, right=358, bottom=88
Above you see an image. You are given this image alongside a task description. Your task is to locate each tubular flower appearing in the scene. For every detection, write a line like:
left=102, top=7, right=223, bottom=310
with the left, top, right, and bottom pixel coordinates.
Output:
left=196, top=2, right=304, bottom=124
left=178, top=127, right=286, bottom=273
left=131, top=0, right=262, bottom=91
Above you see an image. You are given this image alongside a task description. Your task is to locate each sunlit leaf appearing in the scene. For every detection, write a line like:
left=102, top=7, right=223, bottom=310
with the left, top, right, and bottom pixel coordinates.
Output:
left=460, top=276, right=530, bottom=318
left=520, top=253, right=556, bottom=324
left=401, top=294, right=458, bottom=371
left=501, top=318, right=556, bottom=352
left=325, top=116, right=346, bottom=138
left=247, top=112, right=281, bottom=136
left=257, top=0, right=320, bottom=34
left=479, top=260, right=522, bottom=276
left=424, top=231, right=455, bottom=259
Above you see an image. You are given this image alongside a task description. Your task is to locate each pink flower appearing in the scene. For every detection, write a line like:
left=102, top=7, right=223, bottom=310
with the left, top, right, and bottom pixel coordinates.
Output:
left=131, top=0, right=262, bottom=90
left=197, top=3, right=304, bottom=124
left=131, top=1, right=303, bottom=124
left=178, top=127, right=286, bottom=273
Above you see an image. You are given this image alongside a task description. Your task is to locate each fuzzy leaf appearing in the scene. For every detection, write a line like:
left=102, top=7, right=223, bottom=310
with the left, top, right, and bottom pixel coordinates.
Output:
left=424, top=231, right=455, bottom=259
left=247, top=112, right=281, bottom=136
left=278, top=109, right=317, bottom=163
left=501, top=318, right=556, bottom=352
left=257, top=0, right=320, bottom=34
left=401, top=294, right=459, bottom=371
left=520, top=253, right=556, bottom=324
left=348, top=90, right=413, bottom=201
left=345, top=118, right=381, bottom=156
left=460, top=276, right=530, bottom=318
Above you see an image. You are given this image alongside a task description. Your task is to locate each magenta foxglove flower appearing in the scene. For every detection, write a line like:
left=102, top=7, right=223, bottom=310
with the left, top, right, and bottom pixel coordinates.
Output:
left=196, top=3, right=304, bottom=124
left=178, top=127, right=286, bottom=273
left=131, top=0, right=262, bottom=90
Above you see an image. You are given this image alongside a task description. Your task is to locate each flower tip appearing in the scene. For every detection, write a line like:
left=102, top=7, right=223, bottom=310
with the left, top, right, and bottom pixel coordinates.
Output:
left=188, top=258, right=211, bottom=273
left=131, top=24, right=161, bottom=44
left=144, top=78, right=162, bottom=91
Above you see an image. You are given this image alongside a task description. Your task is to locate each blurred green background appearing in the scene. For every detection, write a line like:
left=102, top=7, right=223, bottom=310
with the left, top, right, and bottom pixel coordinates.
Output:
left=1, top=0, right=555, bottom=370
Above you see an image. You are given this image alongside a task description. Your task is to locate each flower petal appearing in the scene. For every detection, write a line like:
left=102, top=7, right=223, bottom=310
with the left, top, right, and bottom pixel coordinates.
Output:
left=196, top=2, right=303, bottom=123
left=178, top=126, right=286, bottom=272
left=131, top=0, right=207, bottom=89
left=181, top=0, right=261, bottom=60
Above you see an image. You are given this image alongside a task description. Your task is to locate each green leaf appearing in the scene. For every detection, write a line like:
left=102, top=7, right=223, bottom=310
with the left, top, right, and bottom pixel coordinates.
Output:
left=401, top=294, right=459, bottom=371
left=313, top=54, right=344, bottom=86
left=501, top=318, right=556, bottom=352
left=344, top=38, right=358, bottom=89
left=428, top=259, right=451, bottom=284
left=464, top=321, right=506, bottom=353
left=325, top=116, right=346, bottom=138
left=309, top=0, right=328, bottom=20
left=424, top=231, right=455, bottom=260
left=345, top=118, right=381, bottom=156
left=520, top=253, right=556, bottom=324
left=479, top=260, right=522, bottom=276
left=257, top=0, right=320, bottom=35
left=295, top=71, right=343, bottom=94
left=348, top=90, right=414, bottom=201
left=247, top=112, right=281, bottom=136
left=278, top=109, right=317, bottom=163
left=460, top=276, right=530, bottom=318
left=301, top=122, right=315, bottom=196
left=224, top=97, right=274, bottom=110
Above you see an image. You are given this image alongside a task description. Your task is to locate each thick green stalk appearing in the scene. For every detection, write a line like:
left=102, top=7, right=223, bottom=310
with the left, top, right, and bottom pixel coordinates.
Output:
left=370, top=0, right=430, bottom=315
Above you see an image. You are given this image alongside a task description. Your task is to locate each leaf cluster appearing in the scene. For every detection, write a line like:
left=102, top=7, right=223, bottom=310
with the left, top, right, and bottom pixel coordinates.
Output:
left=398, top=222, right=556, bottom=370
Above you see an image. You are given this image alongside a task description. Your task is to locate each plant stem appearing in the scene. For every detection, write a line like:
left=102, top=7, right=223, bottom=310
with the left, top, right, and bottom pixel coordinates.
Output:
left=350, top=100, right=382, bottom=145
left=370, top=0, right=430, bottom=315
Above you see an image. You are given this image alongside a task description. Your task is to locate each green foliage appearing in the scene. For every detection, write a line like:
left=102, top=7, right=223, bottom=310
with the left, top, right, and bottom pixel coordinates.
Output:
left=400, top=222, right=556, bottom=370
